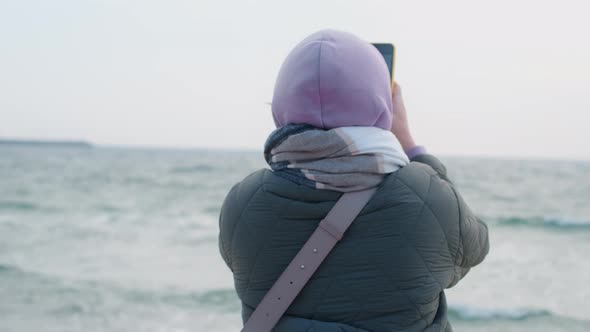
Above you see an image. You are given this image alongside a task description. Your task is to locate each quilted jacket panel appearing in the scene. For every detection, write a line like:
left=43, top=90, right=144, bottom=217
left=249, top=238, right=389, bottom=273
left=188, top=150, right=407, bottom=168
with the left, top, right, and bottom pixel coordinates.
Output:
left=218, top=154, right=489, bottom=332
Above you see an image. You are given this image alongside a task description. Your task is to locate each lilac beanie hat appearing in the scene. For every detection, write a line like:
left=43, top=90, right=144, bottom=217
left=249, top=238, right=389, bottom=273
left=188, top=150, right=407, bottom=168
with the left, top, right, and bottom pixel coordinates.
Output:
left=271, top=29, right=393, bottom=130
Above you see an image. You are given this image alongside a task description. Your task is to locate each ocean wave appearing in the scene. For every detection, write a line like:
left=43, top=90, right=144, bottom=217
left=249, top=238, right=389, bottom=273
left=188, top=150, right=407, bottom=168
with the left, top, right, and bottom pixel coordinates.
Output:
left=93, top=204, right=125, bottom=213
left=497, top=216, right=590, bottom=230
left=0, top=200, right=38, bottom=211
left=0, top=263, right=61, bottom=279
left=202, top=205, right=221, bottom=215
left=0, top=263, right=17, bottom=274
left=157, top=288, right=240, bottom=310
left=448, top=305, right=552, bottom=321
left=121, top=175, right=204, bottom=190
left=0, top=263, right=52, bottom=283
left=0, top=263, right=240, bottom=312
left=170, top=164, right=214, bottom=174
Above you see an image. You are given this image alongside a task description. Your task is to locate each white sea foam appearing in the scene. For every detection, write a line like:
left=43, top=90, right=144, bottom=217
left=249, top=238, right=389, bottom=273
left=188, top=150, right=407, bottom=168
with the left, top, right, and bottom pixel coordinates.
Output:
left=448, top=304, right=551, bottom=321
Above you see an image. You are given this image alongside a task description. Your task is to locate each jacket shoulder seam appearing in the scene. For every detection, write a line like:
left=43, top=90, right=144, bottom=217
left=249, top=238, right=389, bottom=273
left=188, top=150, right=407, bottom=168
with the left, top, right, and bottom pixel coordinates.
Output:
left=395, top=174, right=456, bottom=268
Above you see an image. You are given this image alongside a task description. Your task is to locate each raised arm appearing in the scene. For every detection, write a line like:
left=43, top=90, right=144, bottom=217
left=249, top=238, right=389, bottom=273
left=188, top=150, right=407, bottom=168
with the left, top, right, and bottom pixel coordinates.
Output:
left=390, top=83, right=489, bottom=286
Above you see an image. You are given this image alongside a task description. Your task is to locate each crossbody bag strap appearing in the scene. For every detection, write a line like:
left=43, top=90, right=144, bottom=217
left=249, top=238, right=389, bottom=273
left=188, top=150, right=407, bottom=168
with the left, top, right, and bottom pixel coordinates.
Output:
left=242, top=187, right=378, bottom=332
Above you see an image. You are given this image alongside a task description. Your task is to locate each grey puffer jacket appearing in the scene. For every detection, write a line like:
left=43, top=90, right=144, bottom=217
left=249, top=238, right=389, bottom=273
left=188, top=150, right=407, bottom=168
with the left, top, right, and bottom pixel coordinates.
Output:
left=218, top=154, right=489, bottom=332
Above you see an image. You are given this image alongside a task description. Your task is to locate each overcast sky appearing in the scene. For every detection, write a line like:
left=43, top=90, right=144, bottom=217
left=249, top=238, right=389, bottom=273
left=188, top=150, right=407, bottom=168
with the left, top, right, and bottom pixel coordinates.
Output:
left=1, top=0, right=589, bottom=159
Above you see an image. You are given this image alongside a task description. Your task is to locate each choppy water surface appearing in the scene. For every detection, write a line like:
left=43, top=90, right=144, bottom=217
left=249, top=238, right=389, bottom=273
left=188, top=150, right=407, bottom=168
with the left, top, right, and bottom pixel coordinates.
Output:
left=1, top=145, right=589, bottom=331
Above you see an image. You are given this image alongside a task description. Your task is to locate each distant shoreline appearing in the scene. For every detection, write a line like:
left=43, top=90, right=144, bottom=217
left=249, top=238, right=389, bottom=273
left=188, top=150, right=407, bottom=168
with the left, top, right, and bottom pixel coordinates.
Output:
left=1, top=139, right=588, bottom=162
left=0, top=139, right=93, bottom=148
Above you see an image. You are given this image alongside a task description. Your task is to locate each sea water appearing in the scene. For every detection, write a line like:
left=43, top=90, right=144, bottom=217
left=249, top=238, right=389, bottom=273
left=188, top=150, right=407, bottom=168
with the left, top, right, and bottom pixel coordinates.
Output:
left=1, top=145, right=589, bottom=331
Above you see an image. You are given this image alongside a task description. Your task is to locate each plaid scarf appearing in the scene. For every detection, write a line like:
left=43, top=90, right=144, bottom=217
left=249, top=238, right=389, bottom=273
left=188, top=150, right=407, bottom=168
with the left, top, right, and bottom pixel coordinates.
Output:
left=264, top=124, right=409, bottom=192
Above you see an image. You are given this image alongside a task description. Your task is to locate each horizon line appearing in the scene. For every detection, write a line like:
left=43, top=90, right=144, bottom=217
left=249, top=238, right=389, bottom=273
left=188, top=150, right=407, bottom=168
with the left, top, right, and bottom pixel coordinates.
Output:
left=2, top=138, right=588, bottom=163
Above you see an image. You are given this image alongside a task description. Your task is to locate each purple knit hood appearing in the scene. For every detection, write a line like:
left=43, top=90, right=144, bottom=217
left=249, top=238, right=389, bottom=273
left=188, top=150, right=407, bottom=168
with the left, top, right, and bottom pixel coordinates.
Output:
left=271, top=29, right=393, bottom=130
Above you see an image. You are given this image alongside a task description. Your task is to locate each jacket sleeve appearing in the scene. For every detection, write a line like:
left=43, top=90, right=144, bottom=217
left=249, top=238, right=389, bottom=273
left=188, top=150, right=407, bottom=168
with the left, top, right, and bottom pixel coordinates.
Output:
left=410, top=154, right=490, bottom=286
left=218, top=182, right=240, bottom=272
left=217, top=169, right=267, bottom=273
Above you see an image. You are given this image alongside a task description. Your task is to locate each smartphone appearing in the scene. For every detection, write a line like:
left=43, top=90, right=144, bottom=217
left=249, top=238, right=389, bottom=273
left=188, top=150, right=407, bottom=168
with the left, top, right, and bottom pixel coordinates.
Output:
left=372, top=43, right=395, bottom=84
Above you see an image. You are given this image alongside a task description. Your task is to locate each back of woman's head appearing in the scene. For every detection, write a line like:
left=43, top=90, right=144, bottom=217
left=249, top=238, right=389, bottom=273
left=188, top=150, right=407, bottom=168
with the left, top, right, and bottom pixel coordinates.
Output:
left=271, top=29, right=393, bottom=130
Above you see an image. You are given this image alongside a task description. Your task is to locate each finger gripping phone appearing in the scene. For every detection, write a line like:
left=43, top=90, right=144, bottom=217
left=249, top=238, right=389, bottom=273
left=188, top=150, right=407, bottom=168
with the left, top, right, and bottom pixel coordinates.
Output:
left=372, top=43, right=395, bottom=84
